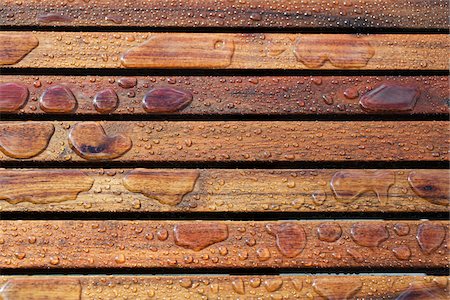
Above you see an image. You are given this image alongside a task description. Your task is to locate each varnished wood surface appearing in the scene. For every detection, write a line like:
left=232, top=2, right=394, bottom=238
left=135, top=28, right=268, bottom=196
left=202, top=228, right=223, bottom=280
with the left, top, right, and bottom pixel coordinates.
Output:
left=0, top=169, right=448, bottom=212
left=0, top=32, right=447, bottom=70
left=0, top=220, right=447, bottom=269
left=0, top=121, right=447, bottom=162
left=0, top=275, right=448, bottom=299
left=0, top=0, right=448, bottom=29
left=0, top=75, right=448, bottom=115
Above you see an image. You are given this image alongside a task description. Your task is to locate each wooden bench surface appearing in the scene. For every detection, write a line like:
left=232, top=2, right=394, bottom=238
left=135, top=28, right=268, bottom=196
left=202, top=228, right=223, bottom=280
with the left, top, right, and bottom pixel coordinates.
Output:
left=0, top=0, right=448, bottom=299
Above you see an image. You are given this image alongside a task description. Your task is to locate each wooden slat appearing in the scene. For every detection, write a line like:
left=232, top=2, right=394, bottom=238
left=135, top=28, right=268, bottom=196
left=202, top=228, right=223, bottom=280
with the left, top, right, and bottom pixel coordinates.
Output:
left=0, top=121, right=447, bottom=162
left=0, top=0, right=448, bottom=30
left=0, top=220, right=447, bottom=269
left=0, top=275, right=448, bottom=299
left=0, top=75, right=448, bottom=115
left=0, top=169, right=448, bottom=212
left=0, top=32, right=447, bottom=70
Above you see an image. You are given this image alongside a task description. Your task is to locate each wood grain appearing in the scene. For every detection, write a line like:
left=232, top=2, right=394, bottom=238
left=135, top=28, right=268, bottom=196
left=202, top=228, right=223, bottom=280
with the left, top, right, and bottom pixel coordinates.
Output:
left=0, top=121, right=447, bottom=162
left=0, top=0, right=447, bottom=29
left=0, top=275, right=448, bottom=299
left=0, top=169, right=448, bottom=213
left=0, top=75, right=448, bottom=115
left=0, top=220, right=447, bottom=269
left=0, top=32, right=447, bottom=70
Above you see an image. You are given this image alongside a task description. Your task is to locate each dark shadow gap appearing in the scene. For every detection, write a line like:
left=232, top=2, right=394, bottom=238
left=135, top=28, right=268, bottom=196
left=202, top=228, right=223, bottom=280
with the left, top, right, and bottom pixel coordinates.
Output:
left=0, top=68, right=447, bottom=77
left=0, top=25, right=448, bottom=34
left=0, top=267, right=447, bottom=276
left=0, top=160, right=448, bottom=169
left=0, top=211, right=448, bottom=221
left=1, top=113, right=448, bottom=122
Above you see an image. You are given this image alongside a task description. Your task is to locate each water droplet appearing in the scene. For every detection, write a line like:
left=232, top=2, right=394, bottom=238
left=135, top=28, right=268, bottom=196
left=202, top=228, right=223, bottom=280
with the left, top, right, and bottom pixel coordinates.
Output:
left=121, top=34, right=235, bottom=68
left=359, top=84, right=420, bottom=112
left=49, top=256, right=60, bottom=265
left=0, top=278, right=81, bottom=300
left=343, top=87, right=359, bottom=99
left=395, top=281, right=448, bottom=300
left=0, top=170, right=93, bottom=204
left=313, top=278, right=362, bottom=300
left=264, top=278, right=283, bottom=292
left=249, top=12, right=262, bottom=21
left=394, top=223, right=410, bottom=236
left=408, top=170, right=449, bottom=206
left=350, top=223, right=389, bottom=247
left=392, top=245, right=411, bottom=260
left=311, top=190, right=327, bottom=205
left=118, top=77, right=137, bottom=89
left=40, top=85, right=77, bottom=113
left=114, top=253, right=126, bottom=264
left=37, top=13, right=73, bottom=23
left=266, top=223, right=306, bottom=258
left=179, top=278, right=192, bottom=288
left=256, top=247, right=271, bottom=261
left=330, top=170, right=395, bottom=205
left=0, top=122, right=54, bottom=158
left=155, top=228, right=168, bottom=241
left=293, top=35, right=374, bottom=68
left=0, top=33, right=39, bottom=65
left=416, top=223, right=446, bottom=254
left=93, top=89, right=119, bottom=114
left=174, top=223, right=229, bottom=251
left=231, top=278, right=245, bottom=295
left=143, top=88, right=193, bottom=113
left=0, top=83, right=28, bottom=112
left=68, top=122, right=132, bottom=160
left=317, top=222, right=342, bottom=242
left=123, top=169, right=199, bottom=206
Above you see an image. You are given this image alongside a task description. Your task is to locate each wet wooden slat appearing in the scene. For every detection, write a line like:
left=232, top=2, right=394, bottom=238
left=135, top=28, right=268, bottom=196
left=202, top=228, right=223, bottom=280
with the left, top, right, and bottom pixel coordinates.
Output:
left=0, top=275, right=448, bottom=299
left=0, top=169, right=448, bottom=213
left=0, top=220, right=447, bottom=269
left=0, top=32, right=447, bottom=70
left=1, top=0, right=448, bottom=30
left=0, top=121, right=447, bottom=162
left=0, top=75, right=448, bottom=115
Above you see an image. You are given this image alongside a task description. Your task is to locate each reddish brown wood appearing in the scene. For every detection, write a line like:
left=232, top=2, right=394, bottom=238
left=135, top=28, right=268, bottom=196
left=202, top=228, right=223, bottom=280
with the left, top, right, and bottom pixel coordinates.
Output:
left=0, top=0, right=447, bottom=29
left=0, top=121, right=447, bottom=162
left=0, top=169, right=448, bottom=213
left=0, top=75, right=447, bottom=115
left=0, top=275, right=448, bottom=299
left=0, top=220, right=447, bottom=269
left=0, top=32, right=447, bottom=70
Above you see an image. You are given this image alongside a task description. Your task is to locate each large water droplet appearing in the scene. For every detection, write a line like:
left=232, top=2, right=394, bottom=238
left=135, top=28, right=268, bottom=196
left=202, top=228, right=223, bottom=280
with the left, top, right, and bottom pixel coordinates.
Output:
left=173, top=223, right=229, bottom=251
left=0, top=83, right=28, bottom=112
